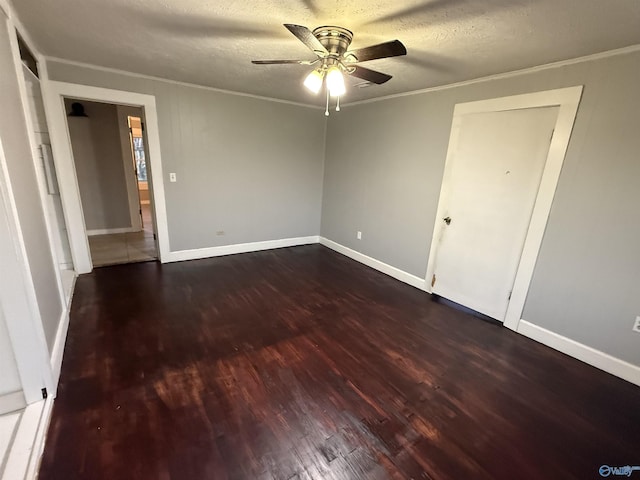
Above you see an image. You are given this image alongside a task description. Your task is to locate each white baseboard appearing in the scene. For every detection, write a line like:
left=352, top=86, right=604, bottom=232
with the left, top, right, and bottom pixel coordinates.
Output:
left=50, top=273, right=76, bottom=393
left=87, top=227, right=137, bottom=236
left=164, top=236, right=321, bottom=263
left=3, top=397, right=54, bottom=480
left=517, top=320, right=640, bottom=386
left=319, top=237, right=427, bottom=291
left=0, top=391, right=26, bottom=415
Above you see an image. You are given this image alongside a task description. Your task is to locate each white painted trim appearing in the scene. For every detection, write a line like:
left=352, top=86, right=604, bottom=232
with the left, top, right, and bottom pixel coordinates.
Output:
left=45, top=56, right=322, bottom=110
left=42, top=81, right=170, bottom=273
left=424, top=87, right=583, bottom=332
left=39, top=85, right=91, bottom=273
left=0, top=391, right=26, bottom=415
left=50, top=273, right=75, bottom=393
left=49, top=310, right=69, bottom=392
left=319, top=237, right=427, bottom=291
left=11, top=40, right=67, bottom=310
left=3, top=0, right=65, bottom=404
left=344, top=44, right=640, bottom=107
left=3, top=397, right=54, bottom=480
left=453, top=87, right=582, bottom=115
left=87, top=226, right=136, bottom=236
left=517, top=320, right=640, bottom=387
left=47, top=45, right=640, bottom=110
left=0, top=131, right=54, bottom=405
left=165, top=236, right=320, bottom=263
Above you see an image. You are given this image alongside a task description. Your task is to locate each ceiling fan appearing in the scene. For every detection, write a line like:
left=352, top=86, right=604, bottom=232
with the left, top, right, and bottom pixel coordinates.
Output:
left=252, top=24, right=407, bottom=115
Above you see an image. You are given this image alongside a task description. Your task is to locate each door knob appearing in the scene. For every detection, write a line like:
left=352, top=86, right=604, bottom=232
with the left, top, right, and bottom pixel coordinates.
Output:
left=443, top=216, right=452, bottom=225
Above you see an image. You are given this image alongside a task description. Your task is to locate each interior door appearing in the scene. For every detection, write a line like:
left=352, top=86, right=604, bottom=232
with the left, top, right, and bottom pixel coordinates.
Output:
left=431, top=106, right=559, bottom=321
left=138, top=114, right=159, bottom=254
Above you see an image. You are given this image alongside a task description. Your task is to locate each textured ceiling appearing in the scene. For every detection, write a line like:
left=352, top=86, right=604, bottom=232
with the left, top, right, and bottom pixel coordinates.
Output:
left=12, top=0, right=640, bottom=105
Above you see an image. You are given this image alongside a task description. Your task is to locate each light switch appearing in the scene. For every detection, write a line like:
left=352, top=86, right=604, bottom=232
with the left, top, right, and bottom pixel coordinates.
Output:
left=169, top=172, right=177, bottom=182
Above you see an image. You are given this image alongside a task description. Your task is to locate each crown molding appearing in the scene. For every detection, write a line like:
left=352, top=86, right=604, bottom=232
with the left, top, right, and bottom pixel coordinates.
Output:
left=343, top=44, right=640, bottom=108
left=50, top=43, right=640, bottom=111
left=45, top=56, right=323, bottom=110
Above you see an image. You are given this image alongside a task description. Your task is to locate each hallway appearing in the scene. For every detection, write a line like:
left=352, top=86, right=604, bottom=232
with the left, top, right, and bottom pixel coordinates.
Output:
left=88, top=203, right=156, bottom=267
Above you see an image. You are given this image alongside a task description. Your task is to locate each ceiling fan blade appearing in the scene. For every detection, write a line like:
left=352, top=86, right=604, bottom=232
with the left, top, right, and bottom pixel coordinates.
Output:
left=348, top=66, right=392, bottom=84
left=346, top=40, right=407, bottom=63
left=251, top=60, right=314, bottom=65
left=283, top=24, right=328, bottom=56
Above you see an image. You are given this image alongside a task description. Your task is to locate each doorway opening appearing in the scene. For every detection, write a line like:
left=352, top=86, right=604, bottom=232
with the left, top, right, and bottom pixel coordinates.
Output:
left=127, top=115, right=153, bottom=241
left=64, top=98, right=158, bottom=267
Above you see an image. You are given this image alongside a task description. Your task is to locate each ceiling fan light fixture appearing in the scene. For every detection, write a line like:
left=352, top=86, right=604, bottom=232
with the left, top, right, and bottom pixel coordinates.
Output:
left=326, top=67, right=346, bottom=97
left=252, top=24, right=406, bottom=113
left=303, top=69, right=324, bottom=94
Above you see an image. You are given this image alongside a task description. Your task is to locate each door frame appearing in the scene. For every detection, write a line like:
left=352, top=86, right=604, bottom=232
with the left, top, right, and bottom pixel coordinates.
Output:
left=0, top=137, right=54, bottom=404
left=41, top=81, right=170, bottom=273
left=425, top=86, right=583, bottom=331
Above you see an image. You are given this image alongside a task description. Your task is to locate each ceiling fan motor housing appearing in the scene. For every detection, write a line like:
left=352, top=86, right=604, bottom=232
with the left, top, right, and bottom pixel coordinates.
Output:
left=312, top=26, right=354, bottom=57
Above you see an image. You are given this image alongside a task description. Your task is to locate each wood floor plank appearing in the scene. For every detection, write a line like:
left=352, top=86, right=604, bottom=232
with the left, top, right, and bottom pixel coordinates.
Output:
left=39, top=245, right=640, bottom=479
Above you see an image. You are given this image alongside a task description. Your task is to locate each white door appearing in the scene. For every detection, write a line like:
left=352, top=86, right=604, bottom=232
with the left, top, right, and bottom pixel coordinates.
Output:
left=431, top=106, right=559, bottom=321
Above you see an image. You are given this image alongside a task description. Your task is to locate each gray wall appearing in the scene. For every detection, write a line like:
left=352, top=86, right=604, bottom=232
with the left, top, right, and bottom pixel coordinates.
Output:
left=49, top=62, right=327, bottom=251
left=46, top=52, right=639, bottom=368
left=321, top=50, right=640, bottom=366
left=0, top=12, right=62, bottom=351
left=65, top=98, right=132, bottom=231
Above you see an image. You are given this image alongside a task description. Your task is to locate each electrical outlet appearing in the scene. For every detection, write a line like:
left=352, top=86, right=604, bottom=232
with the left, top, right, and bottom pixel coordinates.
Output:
left=633, top=316, right=640, bottom=333
left=356, top=231, right=362, bottom=240
left=169, top=172, right=177, bottom=182
left=216, top=230, right=225, bottom=236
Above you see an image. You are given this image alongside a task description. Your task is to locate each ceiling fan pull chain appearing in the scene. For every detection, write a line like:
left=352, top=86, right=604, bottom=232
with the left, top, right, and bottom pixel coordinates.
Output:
left=336, top=95, right=341, bottom=112
left=325, top=88, right=330, bottom=116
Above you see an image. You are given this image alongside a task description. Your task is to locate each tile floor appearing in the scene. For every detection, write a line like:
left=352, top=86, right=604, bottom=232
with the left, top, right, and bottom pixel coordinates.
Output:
left=88, top=203, right=157, bottom=267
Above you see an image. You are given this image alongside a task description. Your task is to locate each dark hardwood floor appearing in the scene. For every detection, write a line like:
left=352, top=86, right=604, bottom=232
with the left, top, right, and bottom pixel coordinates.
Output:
left=39, top=245, right=640, bottom=480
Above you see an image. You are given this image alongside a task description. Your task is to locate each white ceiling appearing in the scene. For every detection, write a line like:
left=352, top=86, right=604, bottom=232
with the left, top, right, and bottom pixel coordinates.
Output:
left=12, top=0, right=640, bottom=105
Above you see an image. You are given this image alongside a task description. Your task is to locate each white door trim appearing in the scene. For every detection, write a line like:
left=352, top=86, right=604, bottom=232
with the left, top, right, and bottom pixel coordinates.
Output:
left=41, top=81, right=170, bottom=273
left=425, top=86, right=583, bottom=331
left=0, top=137, right=54, bottom=404
left=13, top=62, right=67, bottom=310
